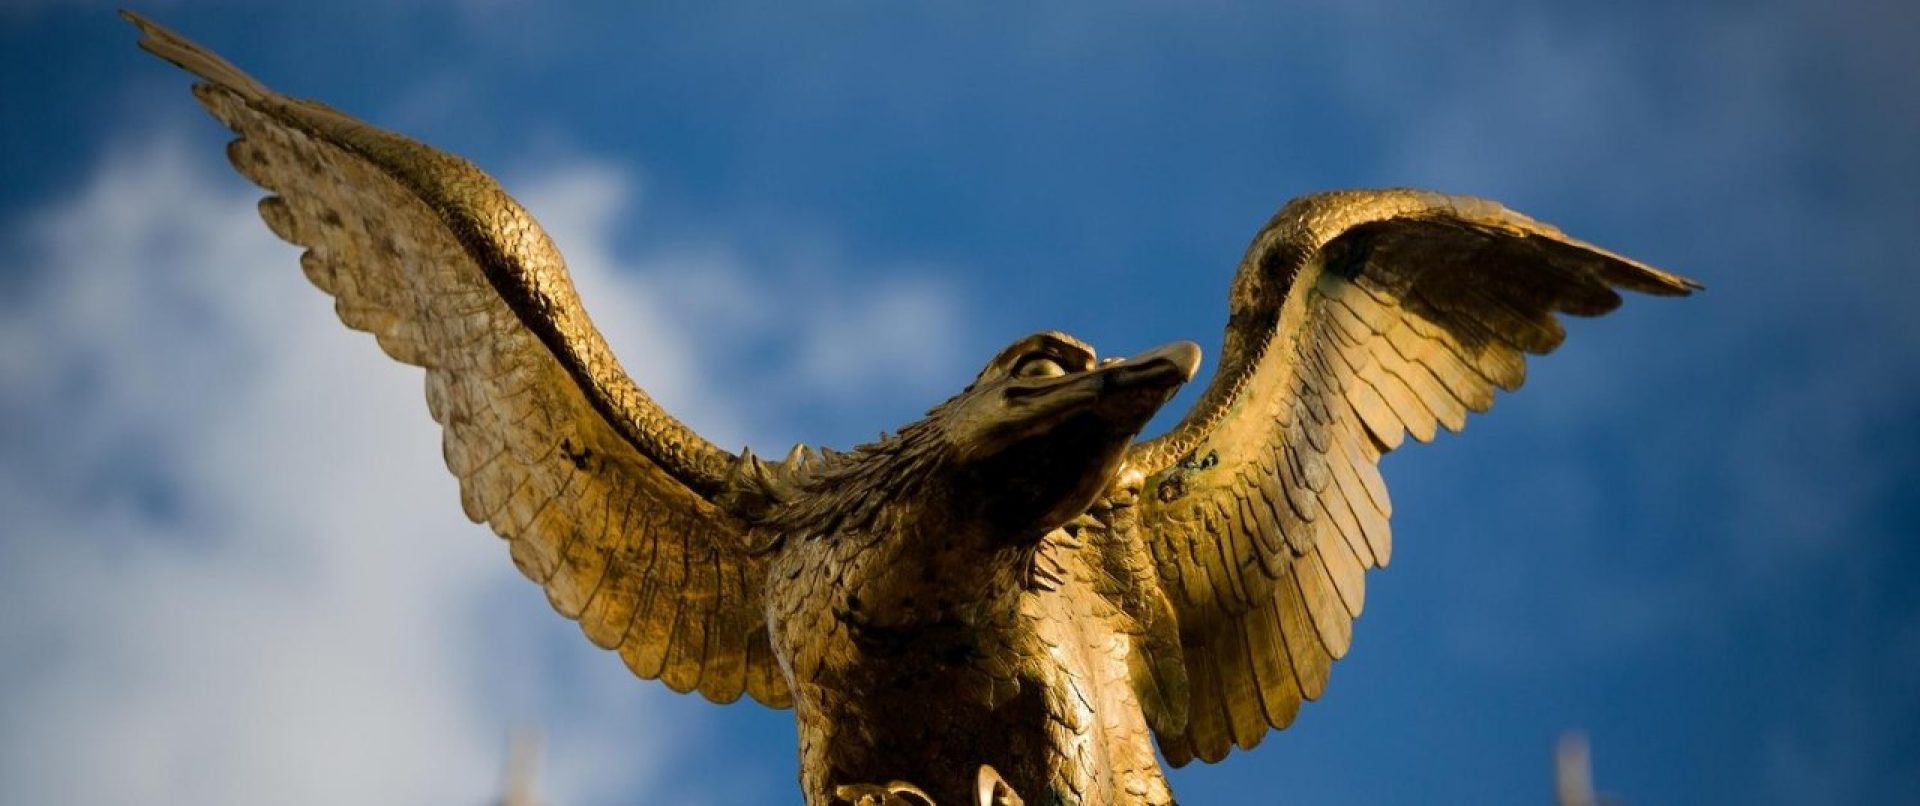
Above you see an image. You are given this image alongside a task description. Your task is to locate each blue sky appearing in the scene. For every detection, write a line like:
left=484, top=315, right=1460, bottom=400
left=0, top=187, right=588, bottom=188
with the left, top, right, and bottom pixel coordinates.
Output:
left=1, top=2, right=1915, bottom=804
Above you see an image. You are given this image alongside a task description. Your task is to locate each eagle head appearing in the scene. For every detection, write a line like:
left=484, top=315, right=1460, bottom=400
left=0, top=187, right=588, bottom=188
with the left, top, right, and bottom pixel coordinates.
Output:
left=938, top=331, right=1200, bottom=541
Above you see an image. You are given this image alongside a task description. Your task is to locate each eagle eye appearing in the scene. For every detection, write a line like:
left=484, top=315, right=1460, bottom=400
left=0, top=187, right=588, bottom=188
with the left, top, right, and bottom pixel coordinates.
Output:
left=1013, top=355, right=1069, bottom=379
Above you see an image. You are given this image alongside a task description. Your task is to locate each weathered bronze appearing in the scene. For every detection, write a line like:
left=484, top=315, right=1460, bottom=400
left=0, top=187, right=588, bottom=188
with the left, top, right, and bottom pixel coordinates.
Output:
left=128, top=12, right=1698, bottom=805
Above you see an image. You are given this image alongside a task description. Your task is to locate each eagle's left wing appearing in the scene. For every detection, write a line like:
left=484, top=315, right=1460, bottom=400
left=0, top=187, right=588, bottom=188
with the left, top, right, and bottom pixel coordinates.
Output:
left=126, top=12, right=791, bottom=708
left=1119, top=189, right=1696, bottom=764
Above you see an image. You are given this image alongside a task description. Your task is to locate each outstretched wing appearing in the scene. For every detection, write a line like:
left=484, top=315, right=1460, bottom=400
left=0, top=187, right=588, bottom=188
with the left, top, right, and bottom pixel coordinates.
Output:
left=127, top=12, right=791, bottom=708
left=1126, top=189, right=1695, bottom=763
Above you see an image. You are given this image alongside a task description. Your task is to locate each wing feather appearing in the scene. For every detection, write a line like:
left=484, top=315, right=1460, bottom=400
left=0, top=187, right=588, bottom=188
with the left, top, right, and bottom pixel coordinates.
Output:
left=1317, top=534, right=1368, bottom=620
left=1213, top=619, right=1267, bottom=751
left=1273, top=566, right=1332, bottom=702
left=1184, top=648, right=1233, bottom=763
left=1243, top=604, right=1303, bottom=730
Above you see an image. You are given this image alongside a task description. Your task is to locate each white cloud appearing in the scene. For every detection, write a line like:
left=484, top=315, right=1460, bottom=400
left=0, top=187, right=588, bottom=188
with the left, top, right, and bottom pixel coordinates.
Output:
left=0, top=130, right=965, bottom=805
left=0, top=132, right=511, bottom=806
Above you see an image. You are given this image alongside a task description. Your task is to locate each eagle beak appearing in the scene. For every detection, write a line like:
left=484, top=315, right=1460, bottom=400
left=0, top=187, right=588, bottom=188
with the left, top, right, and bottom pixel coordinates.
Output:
left=1102, top=341, right=1202, bottom=390
left=1076, top=340, right=1201, bottom=424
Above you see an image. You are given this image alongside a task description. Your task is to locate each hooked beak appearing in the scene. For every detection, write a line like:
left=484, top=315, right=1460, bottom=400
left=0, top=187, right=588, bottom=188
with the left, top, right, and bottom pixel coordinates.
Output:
left=1097, top=341, right=1203, bottom=393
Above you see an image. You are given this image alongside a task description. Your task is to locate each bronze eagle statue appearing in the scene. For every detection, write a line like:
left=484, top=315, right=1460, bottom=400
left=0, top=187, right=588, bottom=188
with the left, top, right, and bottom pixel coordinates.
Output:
left=128, top=12, right=1698, bottom=805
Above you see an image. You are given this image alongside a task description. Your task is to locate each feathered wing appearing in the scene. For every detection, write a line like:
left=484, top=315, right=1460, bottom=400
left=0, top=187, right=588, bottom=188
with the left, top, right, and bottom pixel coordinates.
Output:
left=127, top=12, right=791, bottom=708
left=1122, top=189, right=1696, bottom=763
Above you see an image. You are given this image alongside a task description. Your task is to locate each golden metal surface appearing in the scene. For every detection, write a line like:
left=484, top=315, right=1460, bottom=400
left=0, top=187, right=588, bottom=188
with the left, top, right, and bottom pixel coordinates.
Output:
left=127, top=12, right=1698, bottom=804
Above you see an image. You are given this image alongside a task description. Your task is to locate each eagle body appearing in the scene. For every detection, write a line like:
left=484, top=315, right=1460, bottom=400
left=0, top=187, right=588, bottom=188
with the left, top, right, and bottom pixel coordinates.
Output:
left=756, top=346, right=1192, bottom=804
left=772, top=536, right=1146, bottom=804
left=764, top=473, right=1174, bottom=804
left=128, top=13, right=1698, bottom=805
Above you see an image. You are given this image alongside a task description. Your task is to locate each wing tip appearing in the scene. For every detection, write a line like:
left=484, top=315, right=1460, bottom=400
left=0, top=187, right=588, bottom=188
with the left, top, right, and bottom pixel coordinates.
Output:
left=1534, top=222, right=1702, bottom=299
left=123, top=8, right=272, bottom=101
left=1404, top=187, right=1706, bottom=300
left=1596, top=249, right=1701, bottom=297
left=117, top=8, right=157, bottom=32
left=1664, top=272, right=1706, bottom=295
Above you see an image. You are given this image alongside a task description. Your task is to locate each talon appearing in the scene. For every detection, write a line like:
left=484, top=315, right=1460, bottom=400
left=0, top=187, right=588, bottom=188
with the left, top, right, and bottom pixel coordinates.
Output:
left=976, top=765, right=1025, bottom=806
left=834, top=780, right=936, bottom=806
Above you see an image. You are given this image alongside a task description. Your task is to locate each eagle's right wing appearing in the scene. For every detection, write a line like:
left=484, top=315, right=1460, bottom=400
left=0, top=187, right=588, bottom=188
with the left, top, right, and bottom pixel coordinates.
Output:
left=1125, top=189, right=1695, bottom=763
left=127, top=12, right=791, bottom=708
